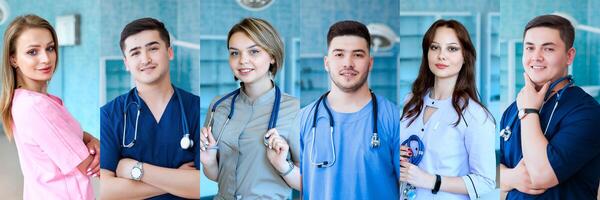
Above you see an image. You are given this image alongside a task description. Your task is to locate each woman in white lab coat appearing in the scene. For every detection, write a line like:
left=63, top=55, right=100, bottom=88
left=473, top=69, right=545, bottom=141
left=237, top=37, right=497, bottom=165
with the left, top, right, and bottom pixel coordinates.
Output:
left=399, top=19, right=496, bottom=200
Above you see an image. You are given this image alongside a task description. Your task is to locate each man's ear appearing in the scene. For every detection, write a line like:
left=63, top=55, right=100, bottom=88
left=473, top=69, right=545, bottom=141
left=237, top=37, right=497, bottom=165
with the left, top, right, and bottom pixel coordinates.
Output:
left=168, top=46, right=174, bottom=60
left=368, top=55, right=374, bottom=72
left=123, top=56, right=131, bottom=72
left=566, top=47, right=576, bottom=65
left=323, top=55, right=329, bottom=72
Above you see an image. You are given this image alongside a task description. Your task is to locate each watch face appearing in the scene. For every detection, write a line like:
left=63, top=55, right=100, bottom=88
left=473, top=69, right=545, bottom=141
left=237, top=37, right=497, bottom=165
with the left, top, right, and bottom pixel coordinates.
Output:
left=132, top=168, right=142, bottom=178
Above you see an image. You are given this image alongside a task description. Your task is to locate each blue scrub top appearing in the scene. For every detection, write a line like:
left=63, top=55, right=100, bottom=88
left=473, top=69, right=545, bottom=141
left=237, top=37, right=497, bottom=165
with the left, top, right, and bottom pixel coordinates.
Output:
left=101, top=87, right=200, bottom=200
left=500, top=86, right=600, bottom=200
left=299, top=94, right=400, bottom=200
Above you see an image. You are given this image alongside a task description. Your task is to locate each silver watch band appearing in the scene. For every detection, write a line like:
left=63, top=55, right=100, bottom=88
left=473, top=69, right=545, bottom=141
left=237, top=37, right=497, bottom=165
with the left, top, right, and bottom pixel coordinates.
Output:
left=131, top=161, right=144, bottom=181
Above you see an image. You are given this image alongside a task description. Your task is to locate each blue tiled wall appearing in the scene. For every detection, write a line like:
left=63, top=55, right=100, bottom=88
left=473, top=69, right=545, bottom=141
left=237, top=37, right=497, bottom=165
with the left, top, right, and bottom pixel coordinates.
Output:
left=0, top=0, right=101, bottom=137
left=590, top=1, right=600, bottom=101
left=301, top=0, right=400, bottom=54
left=400, top=0, right=498, bottom=12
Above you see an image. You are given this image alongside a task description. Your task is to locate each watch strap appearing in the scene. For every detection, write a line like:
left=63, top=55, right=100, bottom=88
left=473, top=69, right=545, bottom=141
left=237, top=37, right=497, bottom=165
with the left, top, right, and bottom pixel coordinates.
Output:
left=432, top=174, right=441, bottom=194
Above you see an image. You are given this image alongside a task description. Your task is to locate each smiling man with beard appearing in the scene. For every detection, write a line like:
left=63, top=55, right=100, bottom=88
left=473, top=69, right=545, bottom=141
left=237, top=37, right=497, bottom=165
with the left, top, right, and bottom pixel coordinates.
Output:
left=297, top=20, right=400, bottom=199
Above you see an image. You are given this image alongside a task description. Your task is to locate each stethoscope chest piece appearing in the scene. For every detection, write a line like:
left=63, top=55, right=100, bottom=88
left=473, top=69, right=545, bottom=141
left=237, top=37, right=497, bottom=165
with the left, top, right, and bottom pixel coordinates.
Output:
left=499, top=127, right=512, bottom=141
left=370, top=134, right=380, bottom=148
left=400, top=134, right=424, bottom=200
left=180, top=133, right=193, bottom=149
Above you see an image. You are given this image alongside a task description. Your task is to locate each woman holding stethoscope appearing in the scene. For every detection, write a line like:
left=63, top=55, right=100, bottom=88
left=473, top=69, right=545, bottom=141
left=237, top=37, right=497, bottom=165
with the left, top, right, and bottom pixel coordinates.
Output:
left=398, top=19, right=496, bottom=200
left=199, top=17, right=301, bottom=199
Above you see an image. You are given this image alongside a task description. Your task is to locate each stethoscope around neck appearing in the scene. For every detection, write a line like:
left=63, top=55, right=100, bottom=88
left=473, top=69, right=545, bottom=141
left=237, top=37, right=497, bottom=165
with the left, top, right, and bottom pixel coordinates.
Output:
left=499, top=75, right=574, bottom=141
left=309, top=90, right=380, bottom=168
left=205, top=85, right=282, bottom=150
left=121, top=85, right=193, bottom=150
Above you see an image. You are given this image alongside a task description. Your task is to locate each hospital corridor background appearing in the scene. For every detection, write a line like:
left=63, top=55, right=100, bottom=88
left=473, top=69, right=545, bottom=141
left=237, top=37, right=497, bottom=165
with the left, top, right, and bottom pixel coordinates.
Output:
left=0, top=0, right=599, bottom=199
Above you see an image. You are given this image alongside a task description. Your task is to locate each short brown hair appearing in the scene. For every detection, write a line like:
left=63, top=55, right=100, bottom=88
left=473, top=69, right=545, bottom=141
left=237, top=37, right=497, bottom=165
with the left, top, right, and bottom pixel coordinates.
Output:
left=327, top=20, right=371, bottom=50
left=227, top=17, right=284, bottom=78
left=524, top=14, right=575, bottom=50
left=120, top=18, right=171, bottom=54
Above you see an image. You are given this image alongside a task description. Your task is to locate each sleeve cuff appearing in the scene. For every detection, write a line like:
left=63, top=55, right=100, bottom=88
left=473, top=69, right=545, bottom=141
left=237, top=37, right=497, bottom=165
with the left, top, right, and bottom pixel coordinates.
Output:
left=462, top=174, right=495, bottom=199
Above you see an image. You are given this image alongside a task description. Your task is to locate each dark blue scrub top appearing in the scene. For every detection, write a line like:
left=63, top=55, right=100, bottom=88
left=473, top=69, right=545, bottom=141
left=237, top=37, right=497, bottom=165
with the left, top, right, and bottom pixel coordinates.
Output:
left=500, top=86, right=600, bottom=200
left=101, top=86, right=200, bottom=200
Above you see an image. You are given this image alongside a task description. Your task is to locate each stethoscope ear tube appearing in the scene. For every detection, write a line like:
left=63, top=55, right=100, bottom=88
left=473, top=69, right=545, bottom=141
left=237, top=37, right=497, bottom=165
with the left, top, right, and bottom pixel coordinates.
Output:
left=121, top=86, right=192, bottom=150
left=176, top=88, right=192, bottom=149
left=122, top=94, right=141, bottom=148
left=309, top=90, right=379, bottom=168
left=207, top=85, right=282, bottom=151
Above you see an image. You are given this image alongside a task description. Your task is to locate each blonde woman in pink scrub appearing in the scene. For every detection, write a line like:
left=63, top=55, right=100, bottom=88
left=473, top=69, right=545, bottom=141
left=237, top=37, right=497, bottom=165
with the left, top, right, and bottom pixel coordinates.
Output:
left=0, top=15, right=99, bottom=199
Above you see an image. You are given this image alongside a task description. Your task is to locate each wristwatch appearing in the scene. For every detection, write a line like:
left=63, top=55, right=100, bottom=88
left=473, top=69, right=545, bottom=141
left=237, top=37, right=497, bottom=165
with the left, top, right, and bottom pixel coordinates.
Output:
left=131, top=161, right=144, bottom=181
left=518, top=108, right=539, bottom=120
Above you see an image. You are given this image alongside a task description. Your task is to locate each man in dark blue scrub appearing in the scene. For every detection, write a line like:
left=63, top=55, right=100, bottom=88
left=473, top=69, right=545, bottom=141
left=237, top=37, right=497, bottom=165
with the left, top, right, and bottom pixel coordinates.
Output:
left=499, top=14, right=600, bottom=200
left=99, top=18, right=200, bottom=199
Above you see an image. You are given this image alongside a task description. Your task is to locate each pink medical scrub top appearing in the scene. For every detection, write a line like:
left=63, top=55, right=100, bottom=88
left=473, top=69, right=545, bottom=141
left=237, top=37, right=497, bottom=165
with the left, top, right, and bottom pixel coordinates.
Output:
left=11, top=89, right=93, bottom=200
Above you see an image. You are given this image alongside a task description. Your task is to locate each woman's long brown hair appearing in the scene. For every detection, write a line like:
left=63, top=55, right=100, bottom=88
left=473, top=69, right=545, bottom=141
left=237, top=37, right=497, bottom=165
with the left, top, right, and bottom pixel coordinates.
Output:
left=401, top=19, right=492, bottom=127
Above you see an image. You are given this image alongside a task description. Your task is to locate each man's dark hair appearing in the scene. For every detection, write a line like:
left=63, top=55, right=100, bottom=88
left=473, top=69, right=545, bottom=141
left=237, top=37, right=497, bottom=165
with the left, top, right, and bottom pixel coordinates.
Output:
left=524, top=14, right=575, bottom=50
left=120, top=17, right=170, bottom=53
left=327, top=20, right=371, bottom=50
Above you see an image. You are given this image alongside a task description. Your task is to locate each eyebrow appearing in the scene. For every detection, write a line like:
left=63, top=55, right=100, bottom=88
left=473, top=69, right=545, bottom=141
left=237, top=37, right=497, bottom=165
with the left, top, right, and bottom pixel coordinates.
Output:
left=332, top=49, right=366, bottom=53
left=229, top=44, right=258, bottom=51
left=431, top=41, right=459, bottom=45
left=26, top=41, right=55, bottom=48
left=525, top=42, right=557, bottom=46
left=128, top=41, right=160, bottom=53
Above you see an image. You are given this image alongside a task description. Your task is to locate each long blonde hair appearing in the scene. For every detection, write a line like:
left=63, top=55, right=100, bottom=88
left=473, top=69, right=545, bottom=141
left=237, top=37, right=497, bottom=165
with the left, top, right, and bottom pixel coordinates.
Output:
left=1, top=15, right=59, bottom=140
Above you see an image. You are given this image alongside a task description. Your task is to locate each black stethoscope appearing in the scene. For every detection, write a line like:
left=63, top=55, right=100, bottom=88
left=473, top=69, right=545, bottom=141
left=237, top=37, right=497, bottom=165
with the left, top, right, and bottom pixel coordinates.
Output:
left=309, top=90, right=379, bottom=168
left=499, top=75, right=573, bottom=141
left=204, top=85, right=281, bottom=150
left=122, top=86, right=193, bottom=150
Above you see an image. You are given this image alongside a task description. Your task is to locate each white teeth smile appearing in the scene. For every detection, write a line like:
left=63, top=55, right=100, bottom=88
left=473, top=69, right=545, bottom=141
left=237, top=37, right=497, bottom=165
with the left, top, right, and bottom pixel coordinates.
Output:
left=140, top=66, right=155, bottom=71
left=531, top=65, right=546, bottom=69
left=340, top=70, right=358, bottom=76
left=239, top=68, right=254, bottom=73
